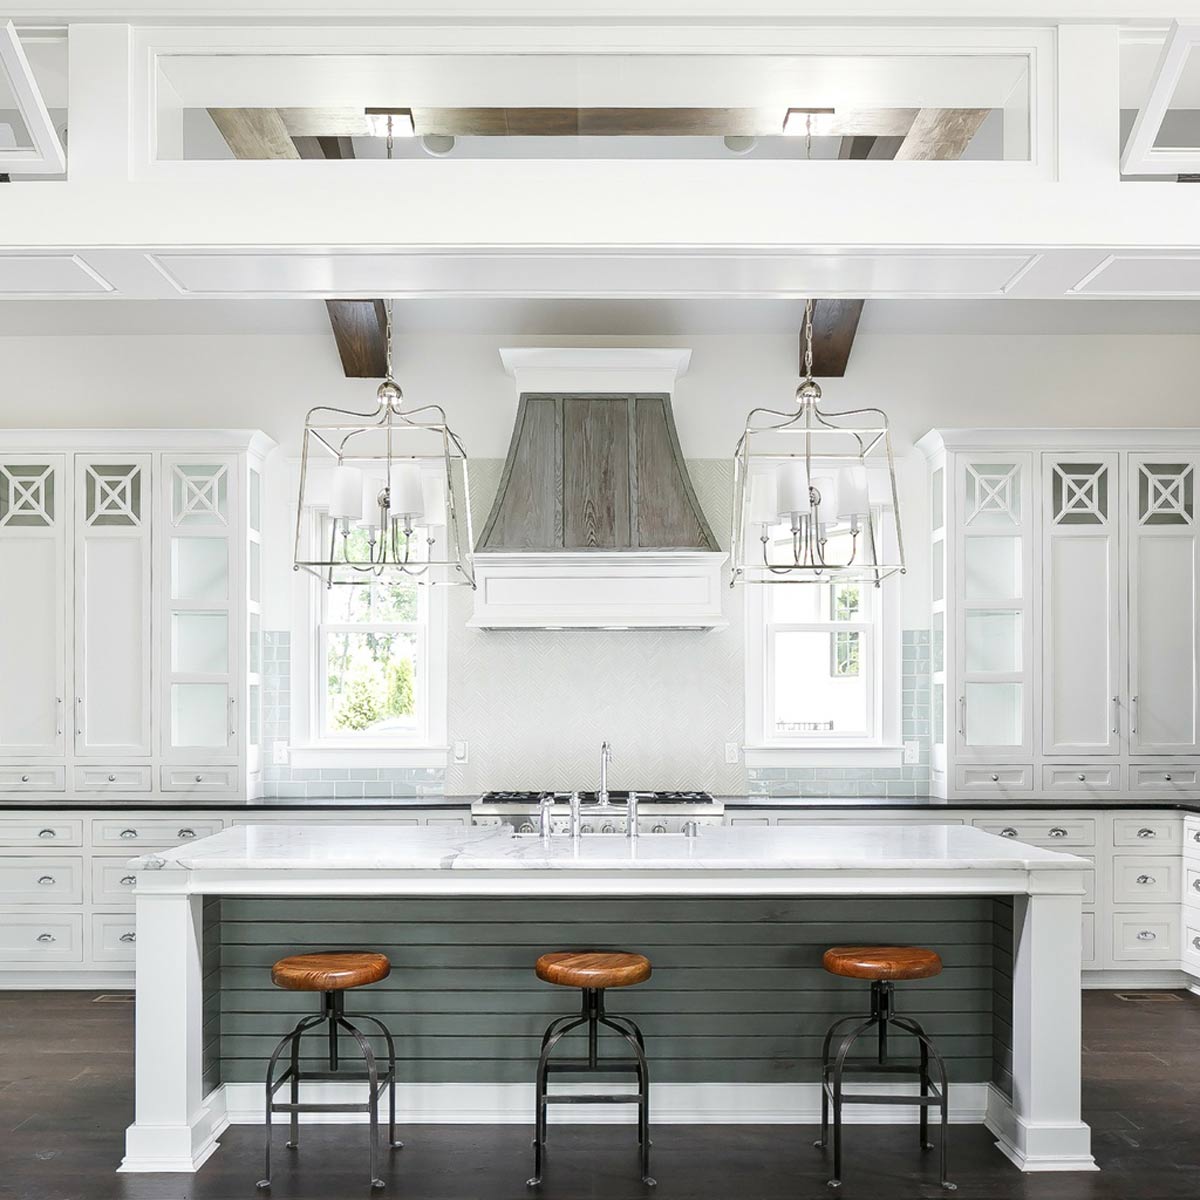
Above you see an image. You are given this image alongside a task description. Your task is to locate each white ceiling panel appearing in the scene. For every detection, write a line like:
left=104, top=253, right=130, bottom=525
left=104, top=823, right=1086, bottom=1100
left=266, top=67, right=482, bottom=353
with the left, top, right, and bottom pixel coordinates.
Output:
left=0, top=254, right=114, bottom=295
left=147, top=250, right=1039, bottom=299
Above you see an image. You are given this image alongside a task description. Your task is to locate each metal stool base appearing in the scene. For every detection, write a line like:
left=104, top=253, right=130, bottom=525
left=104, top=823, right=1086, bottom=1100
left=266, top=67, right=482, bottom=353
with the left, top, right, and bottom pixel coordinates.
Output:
left=527, top=987, right=655, bottom=1189
left=814, top=980, right=956, bottom=1191
left=256, top=990, right=402, bottom=1191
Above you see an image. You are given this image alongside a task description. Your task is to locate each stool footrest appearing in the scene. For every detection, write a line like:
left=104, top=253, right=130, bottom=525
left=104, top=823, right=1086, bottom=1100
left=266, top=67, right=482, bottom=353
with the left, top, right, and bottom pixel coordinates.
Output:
left=544, top=1060, right=640, bottom=1074
left=544, top=1093, right=643, bottom=1104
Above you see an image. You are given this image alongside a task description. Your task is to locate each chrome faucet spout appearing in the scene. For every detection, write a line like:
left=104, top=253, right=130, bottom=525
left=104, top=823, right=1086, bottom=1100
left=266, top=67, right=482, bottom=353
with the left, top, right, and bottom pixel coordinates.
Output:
left=599, top=740, right=612, bottom=807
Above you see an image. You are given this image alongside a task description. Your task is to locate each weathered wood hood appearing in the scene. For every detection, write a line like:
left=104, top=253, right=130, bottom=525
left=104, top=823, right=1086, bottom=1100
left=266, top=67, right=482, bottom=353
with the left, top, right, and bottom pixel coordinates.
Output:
left=470, top=349, right=727, bottom=630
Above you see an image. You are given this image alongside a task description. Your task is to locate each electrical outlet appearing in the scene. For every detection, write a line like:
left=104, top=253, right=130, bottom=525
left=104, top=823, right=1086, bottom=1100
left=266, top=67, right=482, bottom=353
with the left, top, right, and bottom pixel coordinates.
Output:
left=903, top=740, right=919, bottom=765
left=272, top=742, right=290, bottom=766
left=453, top=740, right=469, bottom=765
left=724, top=742, right=740, bottom=765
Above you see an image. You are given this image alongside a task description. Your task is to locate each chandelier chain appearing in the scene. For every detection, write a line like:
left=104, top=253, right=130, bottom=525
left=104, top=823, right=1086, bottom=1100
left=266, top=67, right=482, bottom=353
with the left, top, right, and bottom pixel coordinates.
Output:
left=802, top=297, right=814, bottom=381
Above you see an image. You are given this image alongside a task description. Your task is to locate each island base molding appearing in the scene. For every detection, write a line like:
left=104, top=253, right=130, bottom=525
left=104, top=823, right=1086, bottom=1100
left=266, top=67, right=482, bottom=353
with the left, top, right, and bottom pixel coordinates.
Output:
left=119, top=1088, right=227, bottom=1174
left=985, top=1089, right=1098, bottom=1173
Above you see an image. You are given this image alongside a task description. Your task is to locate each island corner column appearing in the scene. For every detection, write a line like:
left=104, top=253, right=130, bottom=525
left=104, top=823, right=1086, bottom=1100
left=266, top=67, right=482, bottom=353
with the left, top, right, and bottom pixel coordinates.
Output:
left=995, top=871, right=1096, bottom=1172
left=120, top=878, right=220, bottom=1173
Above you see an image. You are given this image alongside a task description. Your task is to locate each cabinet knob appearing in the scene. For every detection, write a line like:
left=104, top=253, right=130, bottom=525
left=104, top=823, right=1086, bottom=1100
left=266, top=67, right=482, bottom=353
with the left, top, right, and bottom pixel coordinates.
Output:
left=1076, top=774, right=1086, bottom=782
left=36, top=933, right=55, bottom=944
left=1000, top=827, right=1018, bottom=838
left=119, top=829, right=138, bottom=839
left=990, top=773, right=999, bottom=782
left=1049, top=827, right=1068, bottom=838
left=652, top=824, right=667, bottom=834
left=1166, top=774, right=1173, bottom=782
left=1136, top=875, right=1156, bottom=885
left=20, top=775, right=29, bottom=783
left=120, top=875, right=136, bottom=887
left=119, top=932, right=136, bottom=944
left=1136, top=930, right=1157, bottom=942
left=177, top=828, right=196, bottom=839
left=37, top=829, right=56, bottom=839
left=37, top=875, right=54, bottom=886
left=194, top=775, right=203, bottom=783
left=107, top=774, right=116, bottom=783
left=1137, top=828, right=1156, bottom=838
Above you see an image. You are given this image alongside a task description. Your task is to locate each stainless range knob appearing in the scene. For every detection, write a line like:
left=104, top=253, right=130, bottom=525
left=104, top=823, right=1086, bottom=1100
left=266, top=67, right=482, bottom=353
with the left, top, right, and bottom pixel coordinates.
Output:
left=518, top=822, right=535, bottom=834
left=601, top=822, right=615, bottom=834
left=581, top=824, right=594, bottom=834
left=652, top=824, right=667, bottom=834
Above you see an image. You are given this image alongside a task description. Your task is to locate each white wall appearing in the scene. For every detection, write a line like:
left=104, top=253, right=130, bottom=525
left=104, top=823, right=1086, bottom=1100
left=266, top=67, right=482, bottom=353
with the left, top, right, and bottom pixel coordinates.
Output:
left=2, top=324, right=1199, bottom=787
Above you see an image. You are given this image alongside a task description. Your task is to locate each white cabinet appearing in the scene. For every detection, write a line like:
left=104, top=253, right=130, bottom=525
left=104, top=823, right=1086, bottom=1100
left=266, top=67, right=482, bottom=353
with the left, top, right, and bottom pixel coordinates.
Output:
left=0, top=455, right=65, bottom=758
left=0, top=432, right=273, bottom=800
left=921, top=431, right=1200, bottom=798
left=75, top=454, right=152, bottom=758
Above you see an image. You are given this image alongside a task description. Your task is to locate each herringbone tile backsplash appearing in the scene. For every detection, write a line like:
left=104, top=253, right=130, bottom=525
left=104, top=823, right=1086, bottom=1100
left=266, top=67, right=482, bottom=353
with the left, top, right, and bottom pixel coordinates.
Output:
left=261, top=459, right=931, bottom=799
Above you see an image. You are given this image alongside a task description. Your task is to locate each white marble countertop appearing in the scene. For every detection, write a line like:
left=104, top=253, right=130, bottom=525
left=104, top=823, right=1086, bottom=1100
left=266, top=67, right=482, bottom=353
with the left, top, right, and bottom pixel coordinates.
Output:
left=135, top=821, right=1090, bottom=875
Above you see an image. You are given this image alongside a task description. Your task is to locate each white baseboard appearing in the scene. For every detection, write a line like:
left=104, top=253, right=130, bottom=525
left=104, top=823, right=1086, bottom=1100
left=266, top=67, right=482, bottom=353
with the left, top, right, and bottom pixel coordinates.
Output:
left=1081, top=969, right=1190, bottom=989
left=0, top=972, right=133, bottom=990
left=222, top=1080, right=991, bottom=1127
left=984, top=1086, right=1097, bottom=1173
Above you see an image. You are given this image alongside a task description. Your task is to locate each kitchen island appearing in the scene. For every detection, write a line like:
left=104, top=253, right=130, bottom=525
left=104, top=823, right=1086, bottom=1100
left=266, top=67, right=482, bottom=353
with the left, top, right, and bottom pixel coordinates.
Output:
left=121, top=823, right=1094, bottom=1178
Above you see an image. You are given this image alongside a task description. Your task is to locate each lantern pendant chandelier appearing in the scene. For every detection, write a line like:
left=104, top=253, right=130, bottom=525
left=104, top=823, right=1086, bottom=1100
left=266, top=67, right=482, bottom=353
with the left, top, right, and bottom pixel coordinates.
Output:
left=729, top=298, right=905, bottom=587
left=293, top=293, right=476, bottom=590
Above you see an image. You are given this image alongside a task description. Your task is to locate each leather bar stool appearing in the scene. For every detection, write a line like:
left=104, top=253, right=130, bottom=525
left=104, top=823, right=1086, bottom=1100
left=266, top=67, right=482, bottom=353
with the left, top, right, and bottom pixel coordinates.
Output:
left=528, top=951, right=655, bottom=1189
left=257, top=951, right=401, bottom=1192
left=814, top=946, right=955, bottom=1191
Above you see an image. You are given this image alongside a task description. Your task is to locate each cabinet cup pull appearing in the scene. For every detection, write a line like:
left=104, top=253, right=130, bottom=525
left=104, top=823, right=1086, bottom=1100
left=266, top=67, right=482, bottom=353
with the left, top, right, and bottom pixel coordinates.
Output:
left=177, top=828, right=196, bottom=839
left=37, top=829, right=56, bottom=839
left=120, top=875, right=136, bottom=887
left=1194, top=936, right=1200, bottom=951
left=1000, top=827, right=1018, bottom=838
left=1136, top=875, right=1156, bottom=885
left=1137, top=827, right=1157, bottom=838
left=1136, top=930, right=1157, bottom=942
left=119, top=829, right=138, bottom=839
left=1049, top=827, right=1068, bottom=838
left=36, top=933, right=55, bottom=944
left=36, top=875, right=55, bottom=886
left=118, top=932, right=136, bottom=944
left=1194, top=831, right=1200, bottom=843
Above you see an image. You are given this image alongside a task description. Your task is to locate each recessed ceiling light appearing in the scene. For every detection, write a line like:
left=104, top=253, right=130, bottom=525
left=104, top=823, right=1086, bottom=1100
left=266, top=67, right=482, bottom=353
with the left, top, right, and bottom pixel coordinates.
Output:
left=364, top=109, right=416, bottom=138
left=782, top=108, right=836, bottom=137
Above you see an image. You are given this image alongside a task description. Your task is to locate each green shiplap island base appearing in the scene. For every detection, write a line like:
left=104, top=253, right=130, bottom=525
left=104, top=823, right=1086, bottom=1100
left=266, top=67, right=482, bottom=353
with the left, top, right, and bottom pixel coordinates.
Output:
left=208, top=895, right=1013, bottom=1098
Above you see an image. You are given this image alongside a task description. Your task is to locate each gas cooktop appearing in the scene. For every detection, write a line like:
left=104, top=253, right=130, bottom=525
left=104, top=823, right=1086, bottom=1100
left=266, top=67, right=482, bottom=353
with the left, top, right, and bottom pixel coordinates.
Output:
left=479, top=790, right=714, bottom=806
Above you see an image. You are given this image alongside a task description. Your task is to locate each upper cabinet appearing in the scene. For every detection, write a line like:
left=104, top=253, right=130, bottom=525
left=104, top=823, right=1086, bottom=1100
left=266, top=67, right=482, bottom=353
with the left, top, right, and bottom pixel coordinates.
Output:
left=922, top=432, right=1200, bottom=799
left=0, top=432, right=273, bottom=798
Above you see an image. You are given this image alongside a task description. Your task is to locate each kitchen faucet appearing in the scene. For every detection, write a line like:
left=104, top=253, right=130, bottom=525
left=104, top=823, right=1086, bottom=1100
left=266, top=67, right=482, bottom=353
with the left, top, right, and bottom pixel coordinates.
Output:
left=599, top=740, right=612, bottom=806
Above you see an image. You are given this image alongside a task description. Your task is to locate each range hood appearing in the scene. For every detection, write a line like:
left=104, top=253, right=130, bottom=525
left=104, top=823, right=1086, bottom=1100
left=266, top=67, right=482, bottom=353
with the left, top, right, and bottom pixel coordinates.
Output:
left=470, top=348, right=727, bottom=630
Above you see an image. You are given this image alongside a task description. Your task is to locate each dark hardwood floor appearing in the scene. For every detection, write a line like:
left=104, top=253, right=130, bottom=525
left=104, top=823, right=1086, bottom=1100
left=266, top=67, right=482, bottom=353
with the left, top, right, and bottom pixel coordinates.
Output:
left=2, top=989, right=1198, bottom=1200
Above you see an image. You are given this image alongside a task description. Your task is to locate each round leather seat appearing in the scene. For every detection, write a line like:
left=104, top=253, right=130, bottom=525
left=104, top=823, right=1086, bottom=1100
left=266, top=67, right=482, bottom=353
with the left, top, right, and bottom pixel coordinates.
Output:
left=535, top=951, right=652, bottom=990
left=271, top=951, right=391, bottom=992
left=822, top=946, right=942, bottom=982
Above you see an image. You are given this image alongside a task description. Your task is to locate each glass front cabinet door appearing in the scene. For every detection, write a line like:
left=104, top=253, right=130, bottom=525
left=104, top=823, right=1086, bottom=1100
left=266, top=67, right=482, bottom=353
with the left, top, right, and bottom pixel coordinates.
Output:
left=160, top=455, right=239, bottom=762
left=954, top=453, right=1034, bottom=759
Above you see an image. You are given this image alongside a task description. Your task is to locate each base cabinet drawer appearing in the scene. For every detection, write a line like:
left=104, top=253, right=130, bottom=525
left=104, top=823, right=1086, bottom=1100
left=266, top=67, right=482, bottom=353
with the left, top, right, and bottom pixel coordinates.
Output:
left=1111, top=910, right=1179, bottom=961
left=91, top=913, right=137, bottom=962
left=972, top=817, right=1096, bottom=848
left=1130, top=765, right=1200, bottom=794
left=0, top=912, right=83, bottom=962
left=1041, top=765, right=1121, bottom=795
left=954, top=766, right=1034, bottom=796
left=1112, top=816, right=1182, bottom=850
left=1183, top=911, right=1200, bottom=967
left=1111, top=856, right=1181, bottom=905
left=161, top=766, right=238, bottom=794
left=1187, top=818, right=1200, bottom=857
left=92, top=858, right=140, bottom=905
left=92, top=817, right=222, bottom=848
left=0, top=766, right=65, bottom=793
left=0, top=818, right=82, bottom=848
left=1082, top=911, right=1096, bottom=967
left=0, top=857, right=83, bottom=903
left=73, top=765, right=152, bottom=792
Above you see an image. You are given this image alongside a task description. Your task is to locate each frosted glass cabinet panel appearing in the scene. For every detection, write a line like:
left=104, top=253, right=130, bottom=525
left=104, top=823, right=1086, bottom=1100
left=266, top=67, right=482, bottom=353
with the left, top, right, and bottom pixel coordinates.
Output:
left=963, top=681, right=1023, bottom=747
left=1129, top=456, right=1200, bottom=754
left=1042, top=454, right=1120, bottom=757
left=75, top=455, right=152, bottom=757
left=160, top=456, right=238, bottom=762
left=0, top=457, right=64, bottom=756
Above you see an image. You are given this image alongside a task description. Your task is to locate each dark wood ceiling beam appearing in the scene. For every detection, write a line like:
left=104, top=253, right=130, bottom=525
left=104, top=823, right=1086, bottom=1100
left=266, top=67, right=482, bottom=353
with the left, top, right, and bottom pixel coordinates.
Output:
left=325, top=300, right=390, bottom=379
left=806, top=300, right=865, bottom=379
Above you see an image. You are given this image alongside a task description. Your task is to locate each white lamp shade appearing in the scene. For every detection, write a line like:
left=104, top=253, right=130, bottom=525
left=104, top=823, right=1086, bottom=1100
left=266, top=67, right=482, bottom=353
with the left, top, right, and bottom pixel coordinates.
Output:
left=329, top=464, right=364, bottom=521
left=388, top=462, right=426, bottom=520
left=810, top=473, right=840, bottom=517
left=421, top=472, right=447, bottom=526
left=357, top=476, right=386, bottom=528
left=775, top=460, right=811, bottom=518
left=748, top=471, right=779, bottom=525
left=836, top=465, right=870, bottom=521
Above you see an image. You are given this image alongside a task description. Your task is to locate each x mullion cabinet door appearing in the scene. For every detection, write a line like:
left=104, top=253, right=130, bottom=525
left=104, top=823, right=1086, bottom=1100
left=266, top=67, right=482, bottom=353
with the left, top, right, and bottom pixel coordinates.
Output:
left=1041, top=452, right=1121, bottom=757
left=0, top=455, right=66, bottom=757
left=1127, top=454, right=1200, bottom=756
left=159, top=454, right=239, bottom=763
left=74, top=454, right=152, bottom=758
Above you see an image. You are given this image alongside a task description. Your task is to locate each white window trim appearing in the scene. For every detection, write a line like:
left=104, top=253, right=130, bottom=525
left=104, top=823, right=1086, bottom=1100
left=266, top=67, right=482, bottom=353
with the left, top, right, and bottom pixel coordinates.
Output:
left=288, top=495, right=449, bottom=769
left=743, top=575, right=902, bottom=769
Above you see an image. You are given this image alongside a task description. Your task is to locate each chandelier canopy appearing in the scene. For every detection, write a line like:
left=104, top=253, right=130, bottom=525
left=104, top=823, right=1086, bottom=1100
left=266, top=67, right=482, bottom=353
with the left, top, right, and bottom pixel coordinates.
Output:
left=293, top=299, right=475, bottom=589
left=730, top=299, right=905, bottom=587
